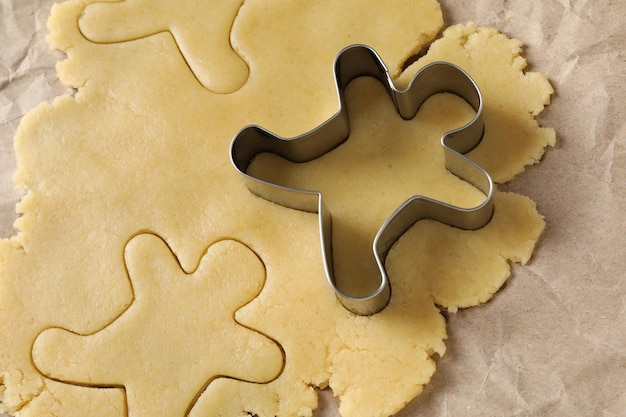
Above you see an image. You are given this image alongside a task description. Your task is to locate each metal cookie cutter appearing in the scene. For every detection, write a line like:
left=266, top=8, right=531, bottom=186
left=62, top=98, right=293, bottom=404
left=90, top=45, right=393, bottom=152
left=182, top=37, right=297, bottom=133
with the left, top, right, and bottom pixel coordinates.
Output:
left=231, top=44, right=494, bottom=316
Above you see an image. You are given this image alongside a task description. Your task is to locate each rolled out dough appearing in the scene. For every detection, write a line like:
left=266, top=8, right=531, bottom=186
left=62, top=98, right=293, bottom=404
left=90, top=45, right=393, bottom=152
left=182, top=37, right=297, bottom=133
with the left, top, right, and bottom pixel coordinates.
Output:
left=0, top=1, right=554, bottom=416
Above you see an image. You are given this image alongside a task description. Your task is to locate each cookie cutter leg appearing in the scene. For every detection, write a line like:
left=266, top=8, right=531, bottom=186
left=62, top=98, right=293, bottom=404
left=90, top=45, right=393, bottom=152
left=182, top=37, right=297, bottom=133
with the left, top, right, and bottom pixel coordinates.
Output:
left=231, top=45, right=494, bottom=315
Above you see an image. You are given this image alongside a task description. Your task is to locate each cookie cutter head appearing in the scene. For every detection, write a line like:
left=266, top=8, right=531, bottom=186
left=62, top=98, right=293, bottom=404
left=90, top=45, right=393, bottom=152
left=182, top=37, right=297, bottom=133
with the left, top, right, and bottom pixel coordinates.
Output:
left=231, top=45, right=494, bottom=315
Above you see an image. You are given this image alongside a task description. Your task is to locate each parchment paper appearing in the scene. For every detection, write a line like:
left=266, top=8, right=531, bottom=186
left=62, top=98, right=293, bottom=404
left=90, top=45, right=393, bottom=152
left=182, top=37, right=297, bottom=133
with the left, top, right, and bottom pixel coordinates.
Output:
left=1, top=1, right=624, bottom=416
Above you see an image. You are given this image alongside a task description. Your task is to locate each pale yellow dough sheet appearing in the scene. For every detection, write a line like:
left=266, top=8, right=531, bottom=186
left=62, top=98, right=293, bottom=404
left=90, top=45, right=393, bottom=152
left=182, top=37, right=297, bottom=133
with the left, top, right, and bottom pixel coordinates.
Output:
left=0, top=1, right=554, bottom=417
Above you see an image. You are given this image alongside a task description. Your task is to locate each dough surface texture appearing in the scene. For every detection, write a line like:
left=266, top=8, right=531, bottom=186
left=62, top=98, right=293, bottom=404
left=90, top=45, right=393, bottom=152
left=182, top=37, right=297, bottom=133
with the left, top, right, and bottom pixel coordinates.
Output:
left=0, top=1, right=554, bottom=416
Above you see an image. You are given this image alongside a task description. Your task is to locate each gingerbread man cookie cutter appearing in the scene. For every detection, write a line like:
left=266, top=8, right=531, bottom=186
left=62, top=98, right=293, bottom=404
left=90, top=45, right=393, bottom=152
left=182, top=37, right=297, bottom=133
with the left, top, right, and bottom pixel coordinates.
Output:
left=231, top=44, right=494, bottom=316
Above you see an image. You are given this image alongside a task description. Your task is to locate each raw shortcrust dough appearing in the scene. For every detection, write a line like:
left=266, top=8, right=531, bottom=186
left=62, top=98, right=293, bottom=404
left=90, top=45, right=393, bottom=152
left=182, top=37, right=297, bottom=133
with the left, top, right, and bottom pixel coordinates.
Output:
left=32, top=233, right=285, bottom=417
left=0, top=1, right=554, bottom=417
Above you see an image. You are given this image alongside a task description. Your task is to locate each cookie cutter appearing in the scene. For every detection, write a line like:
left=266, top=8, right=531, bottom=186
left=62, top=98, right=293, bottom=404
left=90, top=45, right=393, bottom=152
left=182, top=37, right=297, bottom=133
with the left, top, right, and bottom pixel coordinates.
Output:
left=230, top=44, right=494, bottom=316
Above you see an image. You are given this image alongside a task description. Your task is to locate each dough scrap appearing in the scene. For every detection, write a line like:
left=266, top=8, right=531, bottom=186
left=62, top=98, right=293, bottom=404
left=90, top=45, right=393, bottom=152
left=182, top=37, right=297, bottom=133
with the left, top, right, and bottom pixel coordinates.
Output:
left=0, top=1, right=554, bottom=417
